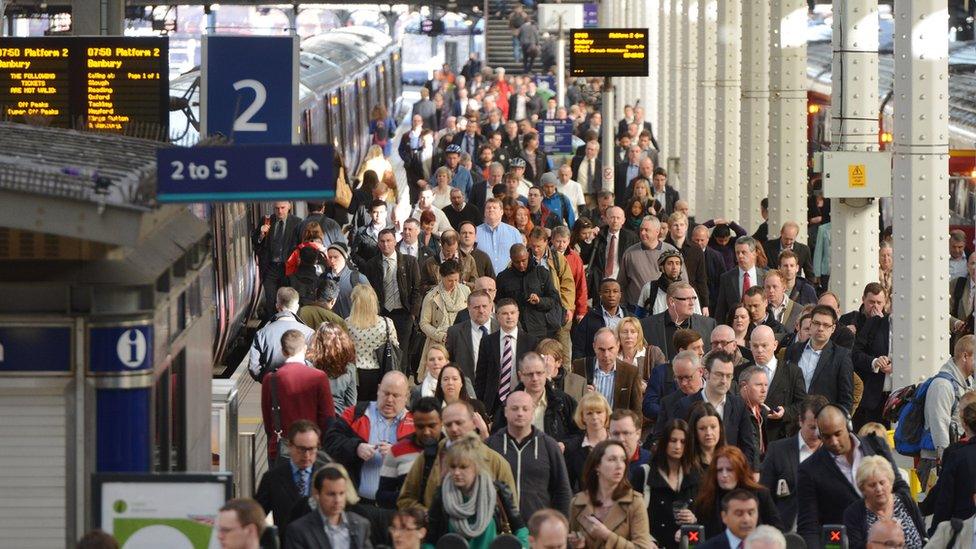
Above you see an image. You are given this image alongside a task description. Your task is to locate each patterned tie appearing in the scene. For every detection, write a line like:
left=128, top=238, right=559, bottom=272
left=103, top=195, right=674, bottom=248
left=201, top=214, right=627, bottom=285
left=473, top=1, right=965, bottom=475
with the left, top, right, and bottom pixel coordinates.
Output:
left=296, top=469, right=307, bottom=496
left=743, top=271, right=751, bottom=293
left=605, top=234, right=617, bottom=278
left=499, top=335, right=514, bottom=402
left=384, top=258, right=397, bottom=311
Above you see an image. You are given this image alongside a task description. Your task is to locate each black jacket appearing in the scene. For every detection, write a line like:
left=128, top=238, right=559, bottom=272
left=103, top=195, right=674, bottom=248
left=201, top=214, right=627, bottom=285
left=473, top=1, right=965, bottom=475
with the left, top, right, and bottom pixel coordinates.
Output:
left=931, top=437, right=976, bottom=531
left=673, top=391, right=758, bottom=467
left=647, top=467, right=701, bottom=549
left=491, top=383, right=580, bottom=443
left=588, top=227, right=640, bottom=298
left=351, top=225, right=382, bottom=268
left=570, top=155, right=603, bottom=195
left=797, top=434, right=910, bottom=548
left=843, top=491, right=924, bottom=549
left=475, top=330, right=539, bottom=418
left=640, top=311, right=717, bottom=360
left=255, top=460, right=327, bottom=542
left=362, top=252, right=422, bottom=318
left=424, top=480, right=525, bottom=543
left=651, top=389, right=694, bottom=443
left=714, top=267, right=769, bottom=324
left=851, top=314, right=890, bottom=412
left=496, top=263, right=561, bottom=340
left=519, top=149, right=549, bottom=185
left=734, top=361, right=807, bottom=443
left=763, top=239, right=816, bottom=280
left=759, top=435, right=802, bottom=531
left=284, top=508, right=373, bottom=549
left=571, top=305, right=619, bottom=360
left=253, top=215, right=302, bottom=271
left=784, top=340, right=854, bottom=413
left=695, top=487, right=782, bottom=540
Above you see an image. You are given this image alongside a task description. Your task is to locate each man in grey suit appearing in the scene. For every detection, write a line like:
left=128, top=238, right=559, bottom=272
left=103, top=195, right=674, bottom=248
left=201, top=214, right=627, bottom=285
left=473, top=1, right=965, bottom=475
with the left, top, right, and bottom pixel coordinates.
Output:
left=714, top=236, right=768, bottom=323
left=641, top=282, right=717, bottom=360
left=446, top=289, right=498, bottom=381
left=763, top=221, right=816, bottom=282
left=285, top=466, right=373, bottom=549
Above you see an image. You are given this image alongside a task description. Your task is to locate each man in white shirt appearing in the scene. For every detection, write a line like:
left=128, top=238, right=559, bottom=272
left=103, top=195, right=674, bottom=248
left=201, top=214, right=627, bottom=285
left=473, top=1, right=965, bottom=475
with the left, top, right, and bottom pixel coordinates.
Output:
left=556, top=163, right=586, bottom=217
left=398, top=218, right=424, bottom=259
left=446, top=289, right=497, bottom=381
left=949, top=229, right=968, bottom=280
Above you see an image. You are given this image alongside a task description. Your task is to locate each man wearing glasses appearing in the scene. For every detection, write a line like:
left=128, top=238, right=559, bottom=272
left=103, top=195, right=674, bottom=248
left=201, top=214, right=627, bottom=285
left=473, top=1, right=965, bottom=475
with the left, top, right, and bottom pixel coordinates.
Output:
left=255, top=420, right=327, bottom=544
left=641, top=281, right=716, bottom=360
left=784, top=304, right=855, bottom=413
left=709, top=324, right=749, bottom=367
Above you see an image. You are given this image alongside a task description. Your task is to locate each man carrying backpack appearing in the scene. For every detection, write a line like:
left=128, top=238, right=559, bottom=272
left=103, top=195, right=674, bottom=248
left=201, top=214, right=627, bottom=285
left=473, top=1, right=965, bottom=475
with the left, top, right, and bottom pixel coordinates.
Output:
left=921, top=335, right=975, bottom=489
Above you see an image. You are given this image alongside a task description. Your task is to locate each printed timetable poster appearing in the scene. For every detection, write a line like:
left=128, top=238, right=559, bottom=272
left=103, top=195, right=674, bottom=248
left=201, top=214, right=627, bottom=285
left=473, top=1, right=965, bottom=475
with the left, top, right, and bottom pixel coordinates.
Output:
left=92, top=473, right=232, bottom=549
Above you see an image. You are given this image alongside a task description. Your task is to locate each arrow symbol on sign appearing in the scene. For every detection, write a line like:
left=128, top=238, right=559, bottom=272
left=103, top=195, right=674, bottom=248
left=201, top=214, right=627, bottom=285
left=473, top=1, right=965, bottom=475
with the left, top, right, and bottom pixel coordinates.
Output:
left=300, top=158, right=319, bottom=178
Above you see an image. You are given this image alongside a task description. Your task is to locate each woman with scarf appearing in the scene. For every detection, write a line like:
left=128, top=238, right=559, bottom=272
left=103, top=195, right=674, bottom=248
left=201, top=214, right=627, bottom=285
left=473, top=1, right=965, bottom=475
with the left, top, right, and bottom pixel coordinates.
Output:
left=418, top=260, right=470, bottom=378
left=424, top=432, right=527, bottom=548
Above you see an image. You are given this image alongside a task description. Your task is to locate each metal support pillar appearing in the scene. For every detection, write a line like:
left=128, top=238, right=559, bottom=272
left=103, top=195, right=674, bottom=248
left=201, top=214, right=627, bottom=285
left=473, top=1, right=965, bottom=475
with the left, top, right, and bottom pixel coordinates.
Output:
left=679, top=0, right=699, bottom=206
left=71, top=0, right=123, bottom=35
left=891, top=0, right=950, bottom=386
left=287, top=6, right=298, bottom=36
left=205, top=5, right=217, bottom=34
left=714, top=0, right=741, bottom=219
left=829, top=0, right=881, bottom=310
left=556, top=18, right=566, bottom=107
left=645, top=0, right=660, bottom=141
left=739, top=0, right=769, bottom=230
left=602, top=78, right=616, bottom=192
left=768, top=0, right=808, bottom=241
left=668, top=0, right=683, bottom=174
left=695, top=0, right=717, bottom=221
left=657, top=0, right=671, bottom=162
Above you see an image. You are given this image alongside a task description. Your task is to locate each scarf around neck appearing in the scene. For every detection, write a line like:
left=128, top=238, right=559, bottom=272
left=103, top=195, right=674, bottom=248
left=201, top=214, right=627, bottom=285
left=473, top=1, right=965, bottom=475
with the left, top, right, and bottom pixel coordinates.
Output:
left=441, top=472, right=497, bottom=539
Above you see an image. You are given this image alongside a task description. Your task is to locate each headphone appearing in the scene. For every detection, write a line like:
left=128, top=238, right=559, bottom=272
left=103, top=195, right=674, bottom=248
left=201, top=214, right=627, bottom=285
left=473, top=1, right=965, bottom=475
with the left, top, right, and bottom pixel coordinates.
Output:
left=816, top=403, right=854, bottom=433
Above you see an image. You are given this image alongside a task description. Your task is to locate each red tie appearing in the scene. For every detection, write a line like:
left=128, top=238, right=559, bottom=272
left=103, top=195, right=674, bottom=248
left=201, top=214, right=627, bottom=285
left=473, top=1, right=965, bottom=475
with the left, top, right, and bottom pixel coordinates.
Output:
left=743, top=271, right=751, bottom=293
left=605, top=234, right=617, bottom=278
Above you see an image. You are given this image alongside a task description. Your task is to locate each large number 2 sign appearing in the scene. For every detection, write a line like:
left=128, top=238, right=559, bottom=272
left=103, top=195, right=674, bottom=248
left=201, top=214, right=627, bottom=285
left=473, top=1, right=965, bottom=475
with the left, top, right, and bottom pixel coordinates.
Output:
left=232, top=79, right=268, bottom=132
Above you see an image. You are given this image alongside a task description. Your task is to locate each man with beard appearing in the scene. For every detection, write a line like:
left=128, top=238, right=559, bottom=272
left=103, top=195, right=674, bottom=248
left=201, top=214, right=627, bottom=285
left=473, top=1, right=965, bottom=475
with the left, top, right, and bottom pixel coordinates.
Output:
left=635, top=249, right=700, bottom=318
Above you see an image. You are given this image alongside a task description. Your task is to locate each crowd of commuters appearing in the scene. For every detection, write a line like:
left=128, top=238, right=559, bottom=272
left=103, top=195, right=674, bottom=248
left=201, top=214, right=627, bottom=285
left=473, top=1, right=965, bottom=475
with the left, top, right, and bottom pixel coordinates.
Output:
left=73, top=5, right=976, bottom=549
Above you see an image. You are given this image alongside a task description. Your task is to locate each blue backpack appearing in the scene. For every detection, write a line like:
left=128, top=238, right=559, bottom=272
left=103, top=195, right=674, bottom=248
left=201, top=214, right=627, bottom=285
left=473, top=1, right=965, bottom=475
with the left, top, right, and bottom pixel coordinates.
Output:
left=893, top=372, right=960, bottom=456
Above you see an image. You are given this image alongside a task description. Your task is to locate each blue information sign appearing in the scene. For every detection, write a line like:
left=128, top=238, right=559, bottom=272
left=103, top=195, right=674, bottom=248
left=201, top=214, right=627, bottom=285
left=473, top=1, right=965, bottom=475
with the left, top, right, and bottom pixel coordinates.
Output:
left=89, top=325, right=153, bottom=373
left=583, top=3, right=599, bottom=28
left=537, top=119, right=575, bottom=155
left=156, top=144, right=336, bottom=202
left=0, top=325, right=71, bottom=372
left=201, top=35, right=299, bottom=145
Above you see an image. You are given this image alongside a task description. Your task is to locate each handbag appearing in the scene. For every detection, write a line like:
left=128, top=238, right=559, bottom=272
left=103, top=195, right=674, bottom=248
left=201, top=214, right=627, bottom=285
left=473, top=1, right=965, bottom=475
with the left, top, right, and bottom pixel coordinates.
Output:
left=335, top=163, right=352, bottom=209
left=374, top=317, right=402, bottom=374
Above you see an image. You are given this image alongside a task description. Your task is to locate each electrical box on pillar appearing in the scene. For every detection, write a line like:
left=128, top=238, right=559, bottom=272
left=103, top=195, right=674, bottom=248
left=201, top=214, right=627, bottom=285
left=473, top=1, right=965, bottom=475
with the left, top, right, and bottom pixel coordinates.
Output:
left=817, top=151, right=891, bottom=199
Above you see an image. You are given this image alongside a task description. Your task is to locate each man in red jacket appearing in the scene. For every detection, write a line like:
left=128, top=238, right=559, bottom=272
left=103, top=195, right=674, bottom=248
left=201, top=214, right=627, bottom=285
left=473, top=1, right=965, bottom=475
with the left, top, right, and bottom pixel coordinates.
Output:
left=261, top=330, right=335, bottom=465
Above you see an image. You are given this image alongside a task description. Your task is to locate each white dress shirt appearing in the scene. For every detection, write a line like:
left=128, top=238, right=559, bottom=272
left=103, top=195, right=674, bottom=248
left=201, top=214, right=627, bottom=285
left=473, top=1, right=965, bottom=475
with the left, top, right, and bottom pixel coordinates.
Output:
left=471, top=320, right=491, bottom=367
left=738, top=266, right=758, bottom=296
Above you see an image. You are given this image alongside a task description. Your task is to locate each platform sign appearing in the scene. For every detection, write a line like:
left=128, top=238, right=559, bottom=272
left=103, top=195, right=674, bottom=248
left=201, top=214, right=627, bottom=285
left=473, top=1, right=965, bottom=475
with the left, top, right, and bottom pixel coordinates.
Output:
left=538, top=3, right=584, bottom=32
left=0, top=325, right=72, bottom=373
left=156, top=143, right=336, bottom=202
left=89, top=325, right=153, bottom=373
left=537, top=119, right=574, bottom=155
left=570, top=28, right=649, bottom=77
left=201, top=35, right=299, bottom=145
left=0, top=36, right=168, bottom=134
left=583, top=4, right=599, bottom=28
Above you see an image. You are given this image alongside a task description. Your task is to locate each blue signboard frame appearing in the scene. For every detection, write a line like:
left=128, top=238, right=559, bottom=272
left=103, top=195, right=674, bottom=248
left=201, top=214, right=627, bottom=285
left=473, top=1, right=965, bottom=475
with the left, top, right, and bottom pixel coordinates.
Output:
left=537, top=119, right=575, bottom=155
left=157, top=144, right=337, bottom=202
left=0, top=325, right=72, bottom=373
left=201, top=35, right=299, bottom=145
left=89, top=325, right=154, bottom=373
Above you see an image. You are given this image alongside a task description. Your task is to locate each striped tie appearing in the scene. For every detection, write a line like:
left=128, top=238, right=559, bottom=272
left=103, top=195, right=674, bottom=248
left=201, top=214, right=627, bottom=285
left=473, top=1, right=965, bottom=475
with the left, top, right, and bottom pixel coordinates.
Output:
left=499, top=335, right=514, bottom=403
left=384, top=258, right=397, bottom=311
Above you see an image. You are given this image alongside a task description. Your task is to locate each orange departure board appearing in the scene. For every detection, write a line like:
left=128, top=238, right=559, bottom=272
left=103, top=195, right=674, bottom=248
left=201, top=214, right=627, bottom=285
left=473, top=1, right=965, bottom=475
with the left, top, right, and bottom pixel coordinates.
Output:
left=570, top=28, right=649, bottom=77
left=0, top=37, right=168, bottom=135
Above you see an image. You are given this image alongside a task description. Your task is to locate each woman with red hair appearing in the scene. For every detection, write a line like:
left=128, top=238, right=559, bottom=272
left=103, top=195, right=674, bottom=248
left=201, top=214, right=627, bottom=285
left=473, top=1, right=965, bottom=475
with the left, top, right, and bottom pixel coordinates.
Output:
left=690, top=445, right=783, bottom=539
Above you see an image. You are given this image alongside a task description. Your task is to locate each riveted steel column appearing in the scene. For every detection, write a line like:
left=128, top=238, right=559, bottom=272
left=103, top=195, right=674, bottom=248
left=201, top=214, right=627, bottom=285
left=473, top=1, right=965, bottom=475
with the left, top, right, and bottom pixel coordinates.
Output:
left=600, top=0, right=616, bottom=192
left=668, top=0, right=684, bottom=175
left=891, top=0, right=950, bottom=387
left=658, top=0, right=671, bottom=162
left=715, top=0, right=742, bottom=219
left=740, top=0, right=770, bottom=230
left=680, top=0, right=699, bottom=206
left=768, top=0, right=809, bottom=241
left=645, top=0, right=660, bottom=134
left=695, top=0, right=718, bottom=222
left=829, top=0, right=881, bottom=310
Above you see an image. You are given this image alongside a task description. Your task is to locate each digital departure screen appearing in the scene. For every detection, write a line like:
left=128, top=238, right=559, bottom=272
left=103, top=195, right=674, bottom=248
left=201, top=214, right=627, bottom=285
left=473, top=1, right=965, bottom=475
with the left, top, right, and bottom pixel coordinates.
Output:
left=0, top=37, right=168, bottom=134
left=569, top=28, right=649, bottom=77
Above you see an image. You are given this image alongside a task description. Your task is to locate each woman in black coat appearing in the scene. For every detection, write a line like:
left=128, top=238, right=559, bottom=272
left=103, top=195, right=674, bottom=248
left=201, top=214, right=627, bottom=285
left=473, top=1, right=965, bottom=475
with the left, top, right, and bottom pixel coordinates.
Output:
left=561, top=392, right=611, bottom=492
left=690, top=445, right=782, bottom=539
left=646, top=419, right=701, bottom=549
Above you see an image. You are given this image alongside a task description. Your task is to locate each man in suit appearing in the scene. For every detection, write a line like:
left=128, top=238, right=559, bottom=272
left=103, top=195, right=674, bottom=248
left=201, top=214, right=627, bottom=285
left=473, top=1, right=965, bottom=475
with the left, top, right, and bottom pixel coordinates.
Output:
left=666, top=212, right=710, bottom=315
left=418, top=229, right=478, bottom=296
left=764, top=270, right=802, bottom=333
left=253, top=201, right=302, bottom=319
left=817, top=292, right=857, bottom=349
left=255, top=420, right=327, bottom=543
left=570, top=139, right=603, bottom=201
left=851, top=303, right=892, bottom=430
left=351, top=199, right=387, bottom=268
left=617, top=106, right=658, bottom=151
left=692, top=224, right=728, bottom=312
left=650, top=167, right=680, bottom=216
left=451, top=114, right=487, bottom=159
left=475, top=298, right=539, bottom=418
left=285, top=467, right=373, bottom=549
left=950, top=252, right=976, bottom=331
left=696, top=490, right=760, bottom=548
left=741, top=286, right=787, bottom=343
left=411, top=87, right=438, bottom=131
left=759, top=395, right=828, bottom=532
left=397, top=218, right=434, bottom=265
left=614, top=145, right=644, bottom=205
left=446, top=289, right=497, bottom=381
left=646, top=350, right=702, bottom=440
left=362, top=229, right=422, bottom=357
left=641, top=282, right=717, bottom=360
left=763, top=221, right=816, bottom=282
left=778, top=250, right=818, bottom=305
left=573, top=278, right=627, bottom=359
left=784, top=305, right=855, bottom=412
left=589, top=206, right=639, bottom=296
left=741, top=326, right=807, bottom=444
left=673, top=351, right=758, bottom=465
left=572, top=328, right=644, bottom=416
left=796, top=404, right=909, bottom=549
left=715, top=236, right=767, bottom=323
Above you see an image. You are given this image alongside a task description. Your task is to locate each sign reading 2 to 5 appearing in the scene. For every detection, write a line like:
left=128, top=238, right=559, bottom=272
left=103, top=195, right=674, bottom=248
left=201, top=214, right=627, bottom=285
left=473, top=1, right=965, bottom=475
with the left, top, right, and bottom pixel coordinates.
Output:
left=201, top=35, right=300, bottom=145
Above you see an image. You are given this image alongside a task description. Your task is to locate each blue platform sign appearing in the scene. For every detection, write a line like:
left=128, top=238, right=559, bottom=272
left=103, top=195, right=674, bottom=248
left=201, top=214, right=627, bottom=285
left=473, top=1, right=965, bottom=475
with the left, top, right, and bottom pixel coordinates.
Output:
left=583, top=3, right=599, bottom=27
left=89, top=326, right=154, bottom=373
left=201, top=35, right=299, bottom=145
left=156, top=144, right=336, bottom=202
left=537, top=119, right=575, bottom=155
left=0, top=325, right=71, bottom=373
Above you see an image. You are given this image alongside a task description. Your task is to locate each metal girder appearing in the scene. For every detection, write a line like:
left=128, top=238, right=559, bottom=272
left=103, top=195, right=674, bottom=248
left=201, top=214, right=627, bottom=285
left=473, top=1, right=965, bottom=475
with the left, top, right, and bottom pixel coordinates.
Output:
left=679, top=0, right=698, bottom=206
left=645, top=0, right=660, bottom=147
left=739, top=0, right=769, bottom=230
left=658, top=0, right=671, bottom=163
left=695, top=0, right=716, bottom=221
left=714, top=0, right=741, bottom=220
left=668, top=0, right=683, bottom=175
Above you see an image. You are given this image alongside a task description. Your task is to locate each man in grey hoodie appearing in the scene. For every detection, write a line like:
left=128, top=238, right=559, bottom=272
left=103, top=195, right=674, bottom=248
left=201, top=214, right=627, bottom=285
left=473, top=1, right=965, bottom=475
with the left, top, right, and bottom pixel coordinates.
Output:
left=921, top=334, right=975, bottom=488
left=487, top=391, right=573, bottom=520
left=248, top=287, right=315, bottom=382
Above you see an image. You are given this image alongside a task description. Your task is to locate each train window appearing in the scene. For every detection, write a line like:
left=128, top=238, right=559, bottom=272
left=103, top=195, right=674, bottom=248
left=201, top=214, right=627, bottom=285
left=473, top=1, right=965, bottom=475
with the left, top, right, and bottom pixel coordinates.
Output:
left=153, top=350, right=186, bottom=472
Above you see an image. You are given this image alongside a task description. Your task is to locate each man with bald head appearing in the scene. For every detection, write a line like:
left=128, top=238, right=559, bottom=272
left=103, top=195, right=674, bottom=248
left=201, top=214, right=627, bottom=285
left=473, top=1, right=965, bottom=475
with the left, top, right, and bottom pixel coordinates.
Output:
left=741, top=325, right=807, bottom=443
left=796, top=404, right=909, bottom=548
left=590, top=206, right=639, bottom=301
left=572, top=328, right=643, bottom=416
left=764, top=220, right=816, bottom=283
left=710, top=324, right=748, bottom=366
left=867, top=520, right=905, bottom=549
left=487, top=390, right=573, bottom=518
left=497, top=243, right=561, bottom=340
left=397, top=401, right=518, bottom=510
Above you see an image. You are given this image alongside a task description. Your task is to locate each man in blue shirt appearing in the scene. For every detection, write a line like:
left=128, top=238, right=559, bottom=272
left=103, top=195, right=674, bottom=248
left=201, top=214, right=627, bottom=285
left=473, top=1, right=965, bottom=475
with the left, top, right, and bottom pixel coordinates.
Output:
left=476, top=197, right=525, bottom=274
left=443, top=144, right=473, bottom=197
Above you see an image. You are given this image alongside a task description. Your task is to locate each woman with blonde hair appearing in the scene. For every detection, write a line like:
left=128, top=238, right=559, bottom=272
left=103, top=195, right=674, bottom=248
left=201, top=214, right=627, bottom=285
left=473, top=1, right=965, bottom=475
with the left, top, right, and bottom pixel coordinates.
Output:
left=615, top=317, right=666, bottom=392
left=357, top=144, right=394, bottom=187
left=843, top=456, right=924, bottom=548
left=537, top=338, right=587, bottom=401
left=346, top=284, right=397, bottom=402
left=307, top=322, right=358, bottom=415
left=563, top=392, right=612, bottom=492
left=418, top=260, right=471, bottom=376
left=430, top=166, right=454, bottom=209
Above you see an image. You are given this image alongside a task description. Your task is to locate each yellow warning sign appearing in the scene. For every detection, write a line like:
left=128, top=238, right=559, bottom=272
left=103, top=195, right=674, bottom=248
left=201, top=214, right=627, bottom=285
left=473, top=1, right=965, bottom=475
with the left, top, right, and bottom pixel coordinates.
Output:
left=848, top=164, right=866, bottom=188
